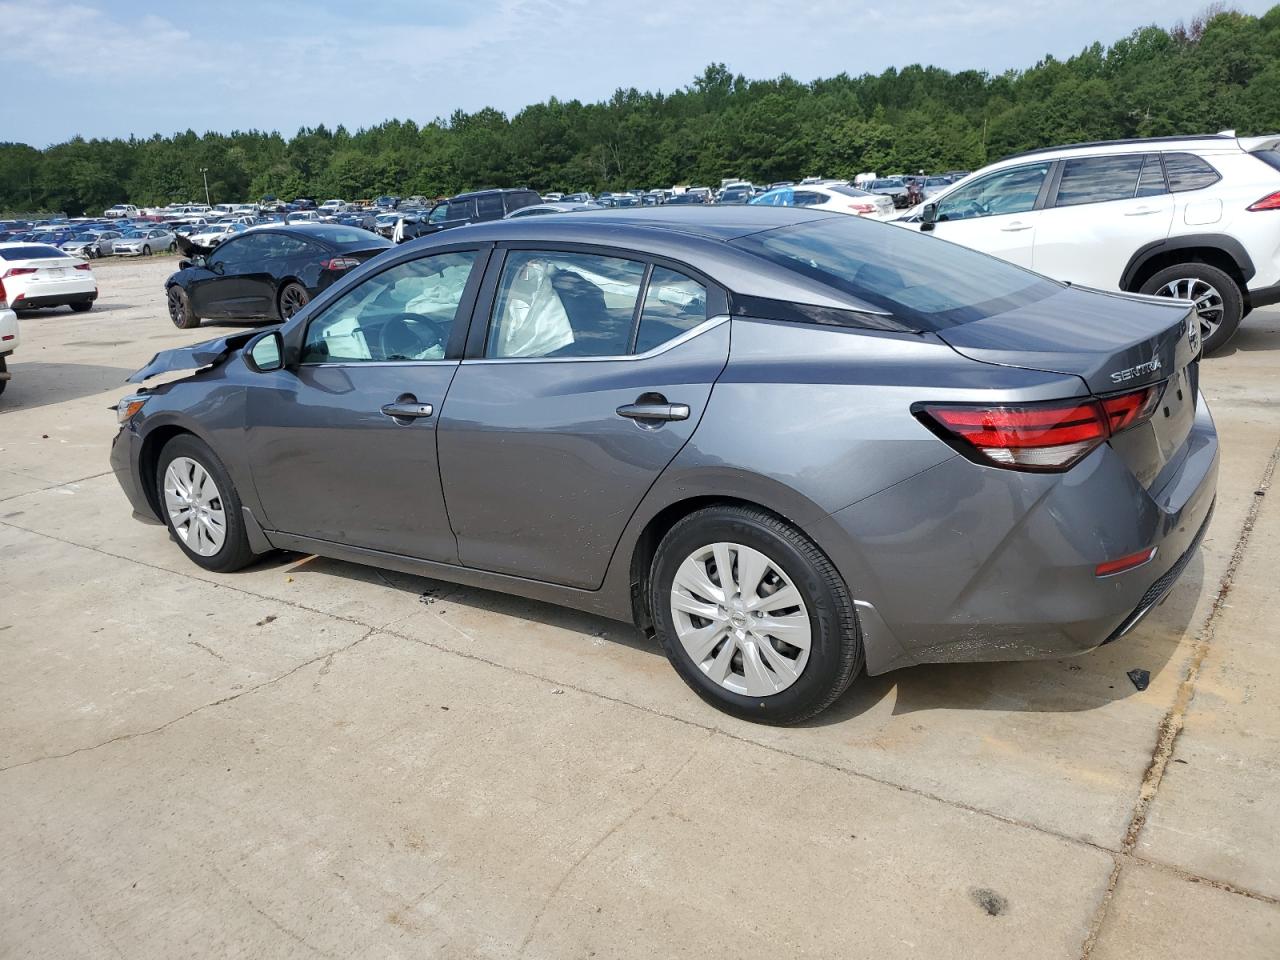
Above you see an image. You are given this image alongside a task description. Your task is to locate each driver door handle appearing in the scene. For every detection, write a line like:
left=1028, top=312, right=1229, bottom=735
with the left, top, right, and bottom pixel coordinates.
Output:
left=999, top=221, right=1033, bottom=232
left=617, top=402, right=690, bottom=422
left=381, top=400, right=434, bottom=420
left=1124, top=207, right=1160, bottom=216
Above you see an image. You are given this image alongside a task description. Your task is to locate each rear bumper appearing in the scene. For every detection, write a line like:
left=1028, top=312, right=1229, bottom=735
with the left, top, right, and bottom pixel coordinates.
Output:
left=826, top=396, right=1220, bottom=674
left=14, top=291, right=97, bottom=309
left=1247, top=283, right=1280, bottom=310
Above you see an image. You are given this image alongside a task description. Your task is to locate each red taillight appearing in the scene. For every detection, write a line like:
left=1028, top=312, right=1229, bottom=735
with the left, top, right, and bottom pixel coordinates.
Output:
left=321, top=257, right=360, bottom=271
left=1095, top=547, right=1158, bottom=577
left=2, top=267, right=36, bottom=278
left=848, top=203, right=876, bottom=215
left=915, top=383, right=1163, bottom=472
left=74, top=262, right=92, bottom=271
left=1247, top=191, right=1280, bottom=211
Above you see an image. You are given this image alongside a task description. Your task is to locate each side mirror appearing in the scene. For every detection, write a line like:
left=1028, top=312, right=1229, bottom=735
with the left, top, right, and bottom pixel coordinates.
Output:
left=921, top=202, right=939, bottom=232
left=178, top=259, right=191, bottom=270
left=245, top=331, right=284, bottom=373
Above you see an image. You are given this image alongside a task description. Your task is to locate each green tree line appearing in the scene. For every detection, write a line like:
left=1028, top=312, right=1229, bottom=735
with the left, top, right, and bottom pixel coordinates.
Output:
left=2, top=5, right=1278, bottom=217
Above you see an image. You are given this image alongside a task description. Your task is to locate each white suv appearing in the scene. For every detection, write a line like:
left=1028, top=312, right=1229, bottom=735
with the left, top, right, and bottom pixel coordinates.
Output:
left=901, top=132, right=1280, bottom=353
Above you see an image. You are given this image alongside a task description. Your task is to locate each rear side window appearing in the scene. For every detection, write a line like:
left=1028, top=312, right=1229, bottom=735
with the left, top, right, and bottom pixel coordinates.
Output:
left=634, top=268, right=708, bottom=354
left=1162, top=153, right=1221, bottom=192
left=1054, top=154, right=1147, bottom=206
left=475, top=194, right=505, bottom=219
left=1251, top=150, right=1280, bottom=173
left=793, top=191, right=825, bottom=207
left=731, top=215, right=1058, bottom=331
left=505, top=192, right=539, bottom=214
left=487, top=251, right=645, bottom=358
left=0, top=245, right=64, bottom=260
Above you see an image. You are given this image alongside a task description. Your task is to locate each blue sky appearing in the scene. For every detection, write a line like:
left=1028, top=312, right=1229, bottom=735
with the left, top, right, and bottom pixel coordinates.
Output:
left=2, top=0, right=1274, bottom=146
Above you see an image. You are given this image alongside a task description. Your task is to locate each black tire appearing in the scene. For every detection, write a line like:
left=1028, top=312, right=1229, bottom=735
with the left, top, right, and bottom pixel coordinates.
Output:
left=650, top=505, right=863, bottom=725
left=168, top=242, right=177, bottom=253
left=70, top=301, right=93, bottom=313
left=142, top=244, right=152, bottom=257
left=168, top=286, right=200, bottom=329
left=155, top=434, right=258, bottom=573
left=278, top=282, right=310, bottom=320
left=1139, top=262, right=1243, bottom=356
left=0, top=356, right=7, bottom=396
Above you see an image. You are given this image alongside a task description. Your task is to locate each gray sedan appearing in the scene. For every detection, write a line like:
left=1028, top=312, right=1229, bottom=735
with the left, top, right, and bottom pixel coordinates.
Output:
left=110, top=207, right=1216, bottom=724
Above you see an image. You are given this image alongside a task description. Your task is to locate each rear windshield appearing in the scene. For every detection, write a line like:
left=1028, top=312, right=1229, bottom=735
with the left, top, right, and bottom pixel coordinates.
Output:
left=829, top=184, right=873, bottom=197
left=730, top=217, right=1059, bottom=331
left=1251, top=149, right=1280, bottom=173
left=0, top=245, right=66, bottom=260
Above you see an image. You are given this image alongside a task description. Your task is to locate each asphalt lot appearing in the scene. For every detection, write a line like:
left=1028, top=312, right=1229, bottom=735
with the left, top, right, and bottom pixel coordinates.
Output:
left=1, top=254, right=1278, bottom=958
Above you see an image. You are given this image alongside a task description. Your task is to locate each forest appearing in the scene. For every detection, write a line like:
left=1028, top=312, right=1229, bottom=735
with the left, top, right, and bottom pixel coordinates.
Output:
left=1, top=5, right=1277, bottom=216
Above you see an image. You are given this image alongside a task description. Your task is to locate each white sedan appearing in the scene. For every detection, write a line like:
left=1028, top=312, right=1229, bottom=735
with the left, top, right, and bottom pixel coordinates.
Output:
left=0, top=304, right=17, bottom=396
left=0, top=242, right=97, bottom=312
left=187, top=223, right=246, bottom=248
left=748, top=183, right=897, bottom=218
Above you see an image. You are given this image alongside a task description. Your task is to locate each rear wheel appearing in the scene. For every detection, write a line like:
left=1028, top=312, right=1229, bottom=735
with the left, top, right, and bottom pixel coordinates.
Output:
left=70, top=301, right=92, bottom=313
left=278, top=282, right=310, bottom=319
left=156, top=435, right=258, bottom=573
left=168, top=286, right=199, bottom=329
left=1140, top=262, right=1243, bottom=356
left=650, top=505, right=863, bottom=725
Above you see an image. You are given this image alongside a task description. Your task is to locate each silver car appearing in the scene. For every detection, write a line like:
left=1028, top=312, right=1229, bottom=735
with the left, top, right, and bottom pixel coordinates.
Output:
left=113, top=227, right=177, bottom=257
left=111, top=207, right=1217, bottom=724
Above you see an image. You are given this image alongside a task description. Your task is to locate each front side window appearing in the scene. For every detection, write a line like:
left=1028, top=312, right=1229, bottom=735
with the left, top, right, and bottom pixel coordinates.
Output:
left=301, top=251, right=478, bottom=363
left=487, top=251, right=645, bottom=359
left=634, top=267, right=708, bottom=354
left=427, top=204, right=451, bottom=224
left=1162, top=152, right=1221, bottom=192
left=1054, top=154, right=1147, bottom=207
left=209, top=234, right=266, bottom=268
left=935, top=163, right=1050, bottom=221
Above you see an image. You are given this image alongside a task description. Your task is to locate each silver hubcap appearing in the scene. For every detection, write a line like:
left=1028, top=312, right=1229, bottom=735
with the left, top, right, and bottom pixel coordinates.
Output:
left=1156, top=277, right=1224, bottom=340
left=163, top=456, right=226, bottom=556
left=670, top=542, right=811, bottom=697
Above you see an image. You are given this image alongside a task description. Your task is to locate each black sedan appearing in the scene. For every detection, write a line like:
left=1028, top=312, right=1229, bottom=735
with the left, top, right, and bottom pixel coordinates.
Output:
left=166, top=224, right=391, bottom=329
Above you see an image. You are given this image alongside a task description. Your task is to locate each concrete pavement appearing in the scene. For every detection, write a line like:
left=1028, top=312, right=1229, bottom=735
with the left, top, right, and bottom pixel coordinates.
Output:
left=1, top=256, right=1277, bottom=958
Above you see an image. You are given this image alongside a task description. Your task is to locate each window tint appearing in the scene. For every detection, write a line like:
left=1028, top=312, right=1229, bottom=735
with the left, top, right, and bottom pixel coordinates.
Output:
left=261, top=234, right=312, bottom=257
left=302, top=251, right=478, bottom=364
left=1054, top=155, right=1145, bottom=206
left=505, top=192, right=539, bottom=214
left=1136, top=154, right=1167, bottom=197
left=936, top=163, right=1049, bottom=221
left=730, top=215, right=1058, bottom=331
left=1163, top=153, right=1221, bottom=192
left=793, top=191, right=825, bottom=207
left=1252, top=150, right=1280, bottom=173
left=449, top=198, right=476, bottom=221
left=634, top=267, right=708, bottom=354
left=210, top=234, right=266, bottom=266
left=487, top=251, right=645, bottom=359
left=475, top=194, right=505, bottom=219
left=0, top=245, right=64, bottom=260
left=427, top=204, right=451, bottom=224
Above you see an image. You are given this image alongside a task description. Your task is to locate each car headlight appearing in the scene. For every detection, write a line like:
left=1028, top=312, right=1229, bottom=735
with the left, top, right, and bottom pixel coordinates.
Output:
left=114, top=394, right=149, bottom=424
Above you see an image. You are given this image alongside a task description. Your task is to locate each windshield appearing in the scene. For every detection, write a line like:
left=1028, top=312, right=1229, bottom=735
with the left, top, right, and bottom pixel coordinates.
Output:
left=871, top=180, right=901, bottom=189
left=729, top=216, right=1059, bottom=331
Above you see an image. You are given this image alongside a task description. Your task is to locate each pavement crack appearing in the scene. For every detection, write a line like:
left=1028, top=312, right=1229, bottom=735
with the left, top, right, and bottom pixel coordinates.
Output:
left=1079, top=435, right=1280, bottom=959
left=0, top=627, right=376, bottom=775
left=515, top=743, right=705, bottom=956
left=211, top=862, right=344, bottom=959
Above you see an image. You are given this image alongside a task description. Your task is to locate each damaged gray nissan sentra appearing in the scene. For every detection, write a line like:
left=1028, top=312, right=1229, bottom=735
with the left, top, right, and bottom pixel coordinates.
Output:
left=111, top=206, right=1217, bottom=724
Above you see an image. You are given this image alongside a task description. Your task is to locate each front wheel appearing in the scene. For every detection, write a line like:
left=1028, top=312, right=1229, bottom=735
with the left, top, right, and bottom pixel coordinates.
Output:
left=1140, top=262, right=1243, bottom=356
left=168, top=286, right=199, bottom=329
left=142, top=244, right=152, bottom=257
left=156, top=435, right=258, bottom=572
left=168, top=242, right=177, bottom=253
left=0, top=355, right=7, bottom=396
left=650, top=505, right=863, bottom=725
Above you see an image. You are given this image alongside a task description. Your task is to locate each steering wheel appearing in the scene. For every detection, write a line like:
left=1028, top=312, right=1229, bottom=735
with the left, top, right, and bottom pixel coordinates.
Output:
left=377, top=313, right=447, bottom=360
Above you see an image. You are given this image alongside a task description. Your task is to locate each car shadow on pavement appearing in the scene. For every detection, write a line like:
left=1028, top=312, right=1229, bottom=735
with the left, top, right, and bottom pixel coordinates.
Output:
left=246, top=546, right=1204, bottom=726
left=1207, top=309, right=1279, bottom=357
left=0, top=361, right=138, bottom=411
left=811, top=553, right=1205, bottom=725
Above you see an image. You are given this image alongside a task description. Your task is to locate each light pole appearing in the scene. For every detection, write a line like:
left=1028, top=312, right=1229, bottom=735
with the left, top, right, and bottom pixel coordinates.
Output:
left=199, top=167, right=211, bottom=207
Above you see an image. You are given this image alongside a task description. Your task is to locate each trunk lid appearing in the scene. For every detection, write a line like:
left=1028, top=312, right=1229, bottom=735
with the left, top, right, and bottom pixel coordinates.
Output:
left=937, top=284, right=1202, bottom=489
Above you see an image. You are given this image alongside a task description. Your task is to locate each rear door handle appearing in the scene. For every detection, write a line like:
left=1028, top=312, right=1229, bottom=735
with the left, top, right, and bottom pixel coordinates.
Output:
left=1124, top=207, right=1160, bottom=216
left=381, top=400, right=434, bottom=421
left=617, top=402, right=690, bottom=422
left=999, top=221, right=1032, bottom=232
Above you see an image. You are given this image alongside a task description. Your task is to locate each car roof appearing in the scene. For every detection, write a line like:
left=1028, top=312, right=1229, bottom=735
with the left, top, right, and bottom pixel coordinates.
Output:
left=452, top=188, right=539, bottom=200
left=998, top=133, right=1246, bottom=163
left=448, top=204, right=833, bottom=243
